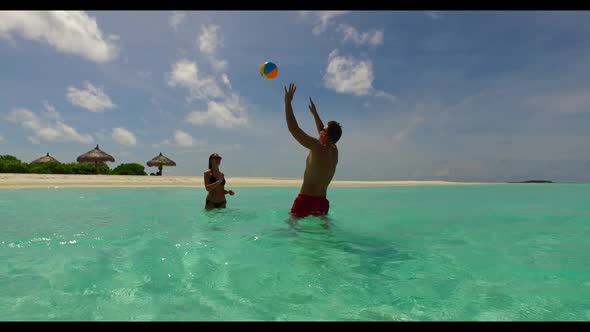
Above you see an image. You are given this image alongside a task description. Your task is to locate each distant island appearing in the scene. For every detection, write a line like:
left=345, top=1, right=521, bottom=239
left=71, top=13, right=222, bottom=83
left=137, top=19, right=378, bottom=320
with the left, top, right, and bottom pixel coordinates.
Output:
left=508, top=180, right=553, bottom=183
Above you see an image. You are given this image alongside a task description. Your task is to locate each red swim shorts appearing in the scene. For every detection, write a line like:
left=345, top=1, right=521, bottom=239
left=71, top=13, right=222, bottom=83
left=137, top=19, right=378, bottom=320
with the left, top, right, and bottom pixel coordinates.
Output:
left=290, top=193, right=329, bottom=218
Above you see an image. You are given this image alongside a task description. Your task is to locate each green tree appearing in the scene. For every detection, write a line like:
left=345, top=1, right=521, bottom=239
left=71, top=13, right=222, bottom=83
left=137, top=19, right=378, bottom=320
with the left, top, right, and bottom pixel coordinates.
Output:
left=74, top=163, right=110, bottom=175
left=0, top=155, right=30, bottom=173
left=28, top=162, right=61, bottom=174
left=0, top=155, right=20, bottom=162
left=110, top=163, right=147, bottom=176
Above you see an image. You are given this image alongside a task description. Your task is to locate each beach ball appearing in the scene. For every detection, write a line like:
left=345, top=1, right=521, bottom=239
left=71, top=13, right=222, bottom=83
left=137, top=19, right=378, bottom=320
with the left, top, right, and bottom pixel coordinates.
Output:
left=260, top=61, right=278, bottom=80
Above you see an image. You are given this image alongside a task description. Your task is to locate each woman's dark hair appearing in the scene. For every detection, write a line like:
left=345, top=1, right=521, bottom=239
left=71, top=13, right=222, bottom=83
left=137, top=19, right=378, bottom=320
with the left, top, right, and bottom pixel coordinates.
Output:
left=208, top=154, right=215, bottom=170
left=208, top=153, right=220, bottom=170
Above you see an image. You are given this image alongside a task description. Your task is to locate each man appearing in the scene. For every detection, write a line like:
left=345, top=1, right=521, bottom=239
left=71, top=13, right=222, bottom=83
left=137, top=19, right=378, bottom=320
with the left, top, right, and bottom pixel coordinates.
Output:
left=284, top=83, right=342, bottom=218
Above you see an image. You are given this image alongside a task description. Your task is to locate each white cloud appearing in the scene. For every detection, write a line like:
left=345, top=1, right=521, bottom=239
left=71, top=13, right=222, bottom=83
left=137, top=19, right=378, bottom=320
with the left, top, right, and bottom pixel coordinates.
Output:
left=6, top=108, right=41, bottom=130
left=53, top=121, right=92, bottom=144
left=152, top=139, right=171, bottom=149
left=211, top=58, right=228, bottom=72
left=425, top=11, right=441, bottom=20
left=221, top=73, right=232, bottom=89
left=197, top=25, right=231, bottom=93
left=28, top=136, right=40, bottom=144
left=67, top=82, right=116, bottom=113
left=393, top=127, right=411, bottom=143
left=5, top=107, right=93, bottom=144
left=0, top=30, right=17, bottom=47
left=169, top=11, right=186, bottom=32
left=0, top=11, right=118, bottom=63
left=324, top=50, right=395, bottom=102
left=174, top=130, right=194, bottom=147
left=111, top=127, right=137, bottom=146
left=336, top=24, right=384, bottom=47
left=373, top=90, right=396, bottom=103
left=0, top=135, right=4, bottom=142
left=186, top=94, right=248, bottom=129
left=299, top=11, right=350, bottom=35
left=42, top=100, right=61, bottom=120
left=393, top=116, right=425, bottom=143
left=166, top=59, right=224, bottom=101
left=324, top=50, right=374, bottom=96
left=198, top=24, right=222, bottom=55
left=168, top=28, right=250, bottom=131
left=196, top=23, right=229, bottom=82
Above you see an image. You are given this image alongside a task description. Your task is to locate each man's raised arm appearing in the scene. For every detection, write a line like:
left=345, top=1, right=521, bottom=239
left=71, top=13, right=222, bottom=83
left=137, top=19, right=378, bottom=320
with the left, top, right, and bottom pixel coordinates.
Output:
left=284, top=83, right=318, bottom=149
left=308, top=97, right=324, bottom=134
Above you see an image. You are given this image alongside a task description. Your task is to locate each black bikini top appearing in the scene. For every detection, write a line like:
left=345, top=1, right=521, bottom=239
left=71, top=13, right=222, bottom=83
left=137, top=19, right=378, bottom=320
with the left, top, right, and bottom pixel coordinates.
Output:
left=210, top=173, right=226, bottom=185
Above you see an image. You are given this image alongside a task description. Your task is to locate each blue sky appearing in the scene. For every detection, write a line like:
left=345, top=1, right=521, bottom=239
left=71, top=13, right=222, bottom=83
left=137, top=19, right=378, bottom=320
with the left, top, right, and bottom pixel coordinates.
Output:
left=1, top=11, right=590, bottom=182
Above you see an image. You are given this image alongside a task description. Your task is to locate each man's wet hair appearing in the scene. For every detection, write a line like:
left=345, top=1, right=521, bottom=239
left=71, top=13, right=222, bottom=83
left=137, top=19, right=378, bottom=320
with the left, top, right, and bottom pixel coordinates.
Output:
left=326, top=121, right=342, bottom=144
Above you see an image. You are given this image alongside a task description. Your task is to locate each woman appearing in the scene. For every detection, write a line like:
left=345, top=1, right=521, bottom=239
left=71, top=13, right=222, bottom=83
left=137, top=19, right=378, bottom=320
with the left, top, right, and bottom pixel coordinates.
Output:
left=203, top=153, right=234, bottom=210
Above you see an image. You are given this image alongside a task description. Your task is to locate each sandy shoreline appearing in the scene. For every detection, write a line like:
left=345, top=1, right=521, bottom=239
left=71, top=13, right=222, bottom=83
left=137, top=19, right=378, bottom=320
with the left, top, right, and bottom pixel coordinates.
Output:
left=0, top=174, right=498, bottom=189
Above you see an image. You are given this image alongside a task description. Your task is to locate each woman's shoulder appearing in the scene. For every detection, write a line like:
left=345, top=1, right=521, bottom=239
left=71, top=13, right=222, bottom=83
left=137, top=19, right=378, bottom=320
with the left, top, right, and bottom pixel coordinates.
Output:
left=204, top=169, right=212, bottom=176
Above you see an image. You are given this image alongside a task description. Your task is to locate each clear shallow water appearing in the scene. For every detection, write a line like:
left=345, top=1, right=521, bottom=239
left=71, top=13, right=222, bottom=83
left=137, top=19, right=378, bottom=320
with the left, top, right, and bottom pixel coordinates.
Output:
left=1, top=185, right=589, bottom=321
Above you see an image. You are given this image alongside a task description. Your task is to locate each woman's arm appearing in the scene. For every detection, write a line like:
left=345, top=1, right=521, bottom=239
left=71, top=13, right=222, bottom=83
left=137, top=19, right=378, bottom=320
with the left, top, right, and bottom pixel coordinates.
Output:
left=203, top=172, right=223, bottom=191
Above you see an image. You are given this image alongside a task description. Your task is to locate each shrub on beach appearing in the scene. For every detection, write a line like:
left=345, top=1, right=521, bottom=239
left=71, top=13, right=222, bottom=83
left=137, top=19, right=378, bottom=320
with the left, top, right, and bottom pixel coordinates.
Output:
left=73, top=162, right=111, bottom=175
left=0, top=155, right=30, bottom=173
left=38, top=162, right=110, bottom=175
left=0, top=155, right=20, bottom=163
left=28, top=162, right=61, bottom=174
left=110, top=163, right=147, bottom=176
left=0, top=156, right=111, bottom=174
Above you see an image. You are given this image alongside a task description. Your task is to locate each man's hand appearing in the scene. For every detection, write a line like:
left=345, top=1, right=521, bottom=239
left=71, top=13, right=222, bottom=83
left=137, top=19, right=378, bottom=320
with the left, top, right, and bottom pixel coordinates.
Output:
left=284, top=83, right=297, bottom=103
left=308, top=97, right=324, bottom=133
left=308, top=97, right=317, bottom=114
left=228, top=190, right=235, bottom=196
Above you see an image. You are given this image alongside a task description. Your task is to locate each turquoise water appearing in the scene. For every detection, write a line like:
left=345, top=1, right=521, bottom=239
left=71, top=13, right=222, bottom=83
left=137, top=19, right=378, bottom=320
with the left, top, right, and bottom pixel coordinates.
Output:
left=1, top=185, right=589, bottom=321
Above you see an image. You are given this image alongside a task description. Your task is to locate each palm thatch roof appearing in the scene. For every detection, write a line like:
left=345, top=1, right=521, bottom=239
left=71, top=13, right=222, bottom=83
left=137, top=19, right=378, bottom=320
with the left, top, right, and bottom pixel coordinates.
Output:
left=77, top=145, right=114, bottom=174
left=77, top=145, right=115, bottom=163
left=31, top=152, right=60, bottom=164
left=147, top=152, right=176, bottom=167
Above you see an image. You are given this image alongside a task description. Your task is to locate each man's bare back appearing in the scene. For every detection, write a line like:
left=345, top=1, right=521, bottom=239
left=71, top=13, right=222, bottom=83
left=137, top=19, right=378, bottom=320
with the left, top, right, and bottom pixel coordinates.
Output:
left=283, top=83, right=343, bottom=218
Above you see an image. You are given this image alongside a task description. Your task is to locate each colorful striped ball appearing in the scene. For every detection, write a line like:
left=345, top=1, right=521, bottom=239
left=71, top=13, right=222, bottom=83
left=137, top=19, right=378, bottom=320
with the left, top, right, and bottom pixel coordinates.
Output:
left=260, top=61, right=278, bottom=80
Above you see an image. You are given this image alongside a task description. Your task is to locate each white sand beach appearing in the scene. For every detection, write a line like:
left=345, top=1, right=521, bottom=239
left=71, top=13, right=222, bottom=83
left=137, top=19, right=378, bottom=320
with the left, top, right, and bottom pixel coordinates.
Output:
left=0, top=173, right=496, bottom=189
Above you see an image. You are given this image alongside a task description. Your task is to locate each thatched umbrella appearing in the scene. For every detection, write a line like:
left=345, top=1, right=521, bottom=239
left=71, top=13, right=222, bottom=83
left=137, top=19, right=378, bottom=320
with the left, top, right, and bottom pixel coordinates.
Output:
left=147, top=152, right=176, bottom=176
left=31, top=152, right=60, bottom=164
left=77, top=144, right=115, bottom=174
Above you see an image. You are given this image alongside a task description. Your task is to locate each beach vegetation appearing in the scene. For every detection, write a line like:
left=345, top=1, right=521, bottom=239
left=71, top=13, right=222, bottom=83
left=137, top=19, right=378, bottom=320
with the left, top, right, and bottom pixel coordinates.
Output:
left=0, top=155, right=111, bottom=174
left=110, top=163, right=147, bottom=176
